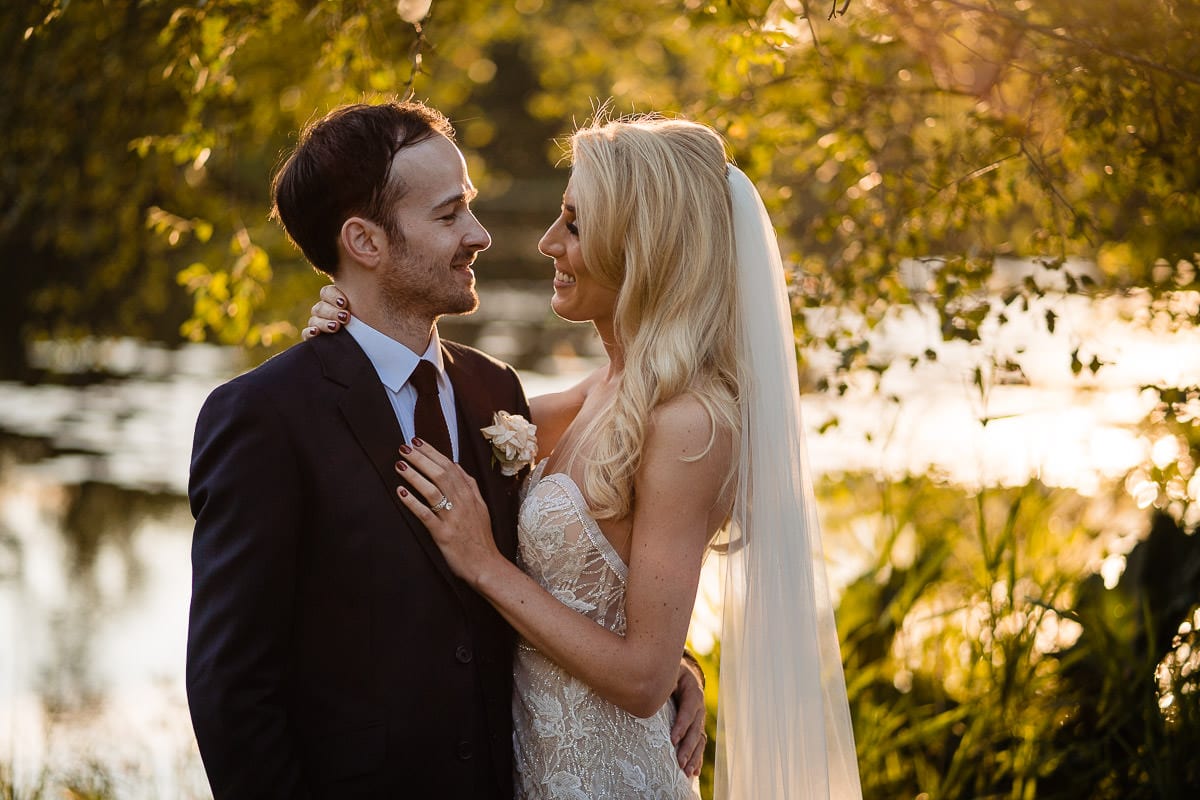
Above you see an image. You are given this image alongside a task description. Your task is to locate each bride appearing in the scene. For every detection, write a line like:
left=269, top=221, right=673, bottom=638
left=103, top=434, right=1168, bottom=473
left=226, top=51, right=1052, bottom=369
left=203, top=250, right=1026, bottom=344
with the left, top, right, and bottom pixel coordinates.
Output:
left=310, top=115, right=861, bottom=799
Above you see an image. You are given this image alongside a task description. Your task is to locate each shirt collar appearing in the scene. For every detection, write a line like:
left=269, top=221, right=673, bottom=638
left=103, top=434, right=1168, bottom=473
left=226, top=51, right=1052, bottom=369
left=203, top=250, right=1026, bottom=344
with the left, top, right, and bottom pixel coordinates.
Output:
left=344, top=316, right=445, bottom=393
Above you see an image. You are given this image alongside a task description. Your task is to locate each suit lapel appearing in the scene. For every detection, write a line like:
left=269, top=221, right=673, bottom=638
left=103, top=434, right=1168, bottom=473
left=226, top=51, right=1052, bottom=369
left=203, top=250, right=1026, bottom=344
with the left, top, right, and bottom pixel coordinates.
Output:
left=444, top=344, right=499, bottom=489
left=443, top=344, right=519, bottom=559
left=313, top=332, right=467, bottom=598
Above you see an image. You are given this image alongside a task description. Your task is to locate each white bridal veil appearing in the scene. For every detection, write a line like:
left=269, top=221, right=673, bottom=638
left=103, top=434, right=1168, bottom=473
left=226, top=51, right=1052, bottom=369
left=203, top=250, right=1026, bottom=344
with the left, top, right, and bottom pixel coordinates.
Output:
left=714, top=166, right=863, bottom=800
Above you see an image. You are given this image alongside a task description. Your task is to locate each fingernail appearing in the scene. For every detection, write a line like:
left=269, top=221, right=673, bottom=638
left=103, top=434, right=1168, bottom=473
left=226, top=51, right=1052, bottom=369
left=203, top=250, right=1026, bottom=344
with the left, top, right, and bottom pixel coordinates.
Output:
left=326, top=322, right=337, bottom=331
left=307, top=327, right=317, bottom=336
left=413, top=437, right=424, bottom=447
left=337, top=311, right=349, bottom=322
left=398, top=487, right=408, bottom=497
left=399, top=444, right=412, bottom=455
left=395, top=461, right=407, bottom=472
left=335, top=296, right=346, bottom=308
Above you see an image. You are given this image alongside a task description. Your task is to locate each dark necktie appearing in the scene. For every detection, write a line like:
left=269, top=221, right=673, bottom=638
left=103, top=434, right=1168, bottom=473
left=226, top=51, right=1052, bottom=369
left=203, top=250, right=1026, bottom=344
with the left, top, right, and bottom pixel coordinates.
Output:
left=409, top=359, right=453, bottom=458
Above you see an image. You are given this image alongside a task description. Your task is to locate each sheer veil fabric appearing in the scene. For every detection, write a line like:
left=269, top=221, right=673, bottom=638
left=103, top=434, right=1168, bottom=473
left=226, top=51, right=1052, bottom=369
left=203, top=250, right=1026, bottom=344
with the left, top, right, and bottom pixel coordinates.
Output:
left=714, top=166, right=863, bottom=799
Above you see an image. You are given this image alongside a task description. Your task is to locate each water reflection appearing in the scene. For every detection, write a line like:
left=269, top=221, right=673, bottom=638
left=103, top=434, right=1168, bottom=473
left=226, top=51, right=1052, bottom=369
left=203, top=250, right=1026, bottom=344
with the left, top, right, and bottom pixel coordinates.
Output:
left=1, top=428, right=202, bottom=796
left=44, top=479, right=183, bottom=706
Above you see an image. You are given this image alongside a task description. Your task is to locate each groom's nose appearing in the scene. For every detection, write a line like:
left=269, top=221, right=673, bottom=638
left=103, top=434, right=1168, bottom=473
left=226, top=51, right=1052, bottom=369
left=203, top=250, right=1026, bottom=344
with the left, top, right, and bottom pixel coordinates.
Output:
left=464, top=212, right=491, bottom=252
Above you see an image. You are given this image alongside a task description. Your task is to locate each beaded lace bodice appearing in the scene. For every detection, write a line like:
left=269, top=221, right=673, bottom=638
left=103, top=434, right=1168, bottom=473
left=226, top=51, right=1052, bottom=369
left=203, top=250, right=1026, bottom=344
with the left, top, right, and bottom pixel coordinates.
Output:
left=511, top=460, right=698, bottom=800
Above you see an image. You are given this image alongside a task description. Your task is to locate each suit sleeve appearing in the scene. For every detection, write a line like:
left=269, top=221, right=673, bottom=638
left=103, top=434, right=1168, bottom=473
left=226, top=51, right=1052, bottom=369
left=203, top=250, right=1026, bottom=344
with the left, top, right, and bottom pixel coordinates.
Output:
left=186, top=379, right=310, bottom=799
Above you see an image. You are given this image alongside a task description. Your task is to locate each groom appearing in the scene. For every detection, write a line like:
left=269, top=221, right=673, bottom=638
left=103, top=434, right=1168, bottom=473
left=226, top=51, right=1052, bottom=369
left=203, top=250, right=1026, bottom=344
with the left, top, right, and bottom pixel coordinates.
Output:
left=186, top=101, right=703, bottom=799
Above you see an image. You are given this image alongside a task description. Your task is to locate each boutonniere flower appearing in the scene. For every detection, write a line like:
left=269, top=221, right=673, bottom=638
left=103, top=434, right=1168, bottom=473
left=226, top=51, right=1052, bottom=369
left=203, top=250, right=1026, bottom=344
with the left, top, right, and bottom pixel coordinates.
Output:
left=481, top=411, right=538, bottom=476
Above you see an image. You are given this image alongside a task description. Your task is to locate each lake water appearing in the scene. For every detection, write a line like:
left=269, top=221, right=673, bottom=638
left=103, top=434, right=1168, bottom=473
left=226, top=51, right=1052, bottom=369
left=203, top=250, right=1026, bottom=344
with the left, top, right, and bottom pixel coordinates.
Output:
left=2, top=284, right=1198, bottom=796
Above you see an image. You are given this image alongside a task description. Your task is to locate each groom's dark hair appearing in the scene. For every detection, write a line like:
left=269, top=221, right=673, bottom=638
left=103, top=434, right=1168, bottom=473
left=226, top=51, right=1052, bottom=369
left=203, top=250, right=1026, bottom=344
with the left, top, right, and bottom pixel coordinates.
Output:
left=271, top=100, right=455, bottom=276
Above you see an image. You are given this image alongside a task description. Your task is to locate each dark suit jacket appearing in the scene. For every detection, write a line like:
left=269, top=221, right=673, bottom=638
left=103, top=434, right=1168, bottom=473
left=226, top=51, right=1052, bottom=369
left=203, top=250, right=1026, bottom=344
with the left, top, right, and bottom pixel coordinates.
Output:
left=186, top=330, right=529, bottom=799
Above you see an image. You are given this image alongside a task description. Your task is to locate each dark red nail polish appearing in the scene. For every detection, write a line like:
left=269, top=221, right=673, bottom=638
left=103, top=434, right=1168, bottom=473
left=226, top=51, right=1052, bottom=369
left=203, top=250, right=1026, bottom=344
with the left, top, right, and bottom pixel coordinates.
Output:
left=412, top=437, right=424, bottom=447
left=397, top=461, right=408, bottom=471
left=399, top=444, right=412, bottom=455
left=326, top=322, right=337, bottom=331
left=337, top=311, right=349, bottom=322
left=398, top=487, right=408, bottom=497
left=335, top=296, right=346, bottom=308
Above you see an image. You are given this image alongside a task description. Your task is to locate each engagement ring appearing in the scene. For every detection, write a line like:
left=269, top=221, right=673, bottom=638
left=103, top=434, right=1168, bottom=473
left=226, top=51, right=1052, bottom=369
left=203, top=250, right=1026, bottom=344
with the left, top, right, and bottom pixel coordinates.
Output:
left=431, top=495, right=453, bottom=513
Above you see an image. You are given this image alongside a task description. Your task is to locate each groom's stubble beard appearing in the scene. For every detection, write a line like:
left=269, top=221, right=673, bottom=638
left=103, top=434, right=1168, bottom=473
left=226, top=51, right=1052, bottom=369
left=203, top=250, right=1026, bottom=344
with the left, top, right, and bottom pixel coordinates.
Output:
left=377, top=234, right=480, bottom=333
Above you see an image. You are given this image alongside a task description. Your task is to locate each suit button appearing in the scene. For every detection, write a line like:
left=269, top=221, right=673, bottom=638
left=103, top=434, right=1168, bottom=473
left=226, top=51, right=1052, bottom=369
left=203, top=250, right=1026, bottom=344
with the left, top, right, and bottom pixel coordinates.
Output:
left=457, top=741, right=473, bottom=760
left=455, top=645, right=473, bottom=663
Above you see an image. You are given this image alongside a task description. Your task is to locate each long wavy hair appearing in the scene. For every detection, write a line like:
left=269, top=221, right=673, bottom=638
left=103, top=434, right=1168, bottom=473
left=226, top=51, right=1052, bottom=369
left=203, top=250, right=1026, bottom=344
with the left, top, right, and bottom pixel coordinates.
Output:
left=568, top=115, right=742, bottom=520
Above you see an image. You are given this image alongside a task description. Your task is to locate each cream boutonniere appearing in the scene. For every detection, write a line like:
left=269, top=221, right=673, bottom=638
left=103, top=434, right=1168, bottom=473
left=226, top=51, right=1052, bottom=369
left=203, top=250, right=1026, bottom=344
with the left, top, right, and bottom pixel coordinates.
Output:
left=481, top=411, right=538, bottom=476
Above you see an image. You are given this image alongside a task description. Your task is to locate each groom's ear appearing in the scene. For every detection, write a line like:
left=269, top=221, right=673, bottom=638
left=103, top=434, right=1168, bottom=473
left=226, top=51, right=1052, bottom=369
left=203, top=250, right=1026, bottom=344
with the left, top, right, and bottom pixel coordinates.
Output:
left=340, top=216, right=386, bottom=269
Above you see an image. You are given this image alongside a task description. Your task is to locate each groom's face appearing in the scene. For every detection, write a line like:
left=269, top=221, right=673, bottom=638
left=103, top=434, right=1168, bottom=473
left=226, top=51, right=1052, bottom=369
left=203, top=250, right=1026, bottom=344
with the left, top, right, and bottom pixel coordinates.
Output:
left=376, top=135, right=491, bottom=320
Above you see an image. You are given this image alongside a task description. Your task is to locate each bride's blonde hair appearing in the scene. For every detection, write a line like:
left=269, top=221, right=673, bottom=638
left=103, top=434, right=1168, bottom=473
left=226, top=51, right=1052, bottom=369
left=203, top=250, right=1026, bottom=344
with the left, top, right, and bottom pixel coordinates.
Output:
left=568, top=115, right=741, bottom=520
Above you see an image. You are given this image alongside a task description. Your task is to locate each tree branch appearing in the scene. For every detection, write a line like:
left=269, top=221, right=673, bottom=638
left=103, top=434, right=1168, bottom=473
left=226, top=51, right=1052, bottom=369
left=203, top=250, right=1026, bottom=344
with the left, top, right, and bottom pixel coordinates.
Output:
left=829, top=0, right=852, bottom=21
left=933, top=0, right=1200, bottom=88
left=927, top=150, right=1022, bottom=198
left=400, top=20, right=428, bottom=99
left=1018, top=139, right=1096, bottom=248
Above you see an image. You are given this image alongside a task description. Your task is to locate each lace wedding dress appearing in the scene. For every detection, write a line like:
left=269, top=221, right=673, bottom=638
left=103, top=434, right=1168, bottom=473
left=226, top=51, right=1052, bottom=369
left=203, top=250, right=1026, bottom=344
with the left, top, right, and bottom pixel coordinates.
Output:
left=511, top=459, right=699, bottom=800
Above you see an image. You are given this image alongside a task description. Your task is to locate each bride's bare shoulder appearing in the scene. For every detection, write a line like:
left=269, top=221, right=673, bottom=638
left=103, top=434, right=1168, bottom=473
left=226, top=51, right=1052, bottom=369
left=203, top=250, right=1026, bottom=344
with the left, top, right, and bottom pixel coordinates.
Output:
left=644, top=393, right=734, bottom=471
left=634, top=394, right=735, bottom=539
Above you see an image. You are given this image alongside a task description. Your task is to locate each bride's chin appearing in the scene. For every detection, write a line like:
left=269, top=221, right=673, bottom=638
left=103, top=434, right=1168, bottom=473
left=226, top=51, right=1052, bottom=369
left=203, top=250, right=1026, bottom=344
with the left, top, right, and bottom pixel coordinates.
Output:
left=550, top=297, right=582, bottom=323
left=552, top=311, right=584, bottom=324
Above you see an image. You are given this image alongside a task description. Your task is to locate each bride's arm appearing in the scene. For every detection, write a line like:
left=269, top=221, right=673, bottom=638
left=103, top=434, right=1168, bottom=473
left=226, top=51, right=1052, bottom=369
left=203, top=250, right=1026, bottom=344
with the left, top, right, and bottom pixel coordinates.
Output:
left=396, top=395, right=730, bottom=719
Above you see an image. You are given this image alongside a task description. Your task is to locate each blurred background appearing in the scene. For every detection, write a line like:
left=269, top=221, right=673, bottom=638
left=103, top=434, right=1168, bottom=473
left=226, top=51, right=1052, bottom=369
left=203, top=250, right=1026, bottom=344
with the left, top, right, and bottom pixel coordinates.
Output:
left=2, top=0, right=1199, bottom=797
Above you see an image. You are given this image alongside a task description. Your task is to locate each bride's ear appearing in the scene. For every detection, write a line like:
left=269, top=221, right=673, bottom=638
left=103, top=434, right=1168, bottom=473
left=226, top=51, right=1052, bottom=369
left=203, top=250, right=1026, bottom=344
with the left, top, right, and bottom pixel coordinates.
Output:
left=340, top=216, right=385, bottom=269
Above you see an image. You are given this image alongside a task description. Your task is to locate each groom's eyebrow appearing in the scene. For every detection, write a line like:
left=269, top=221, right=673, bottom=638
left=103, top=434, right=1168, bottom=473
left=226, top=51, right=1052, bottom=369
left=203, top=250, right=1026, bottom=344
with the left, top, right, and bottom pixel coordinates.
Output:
left=433, top=188, right=479, bottom=210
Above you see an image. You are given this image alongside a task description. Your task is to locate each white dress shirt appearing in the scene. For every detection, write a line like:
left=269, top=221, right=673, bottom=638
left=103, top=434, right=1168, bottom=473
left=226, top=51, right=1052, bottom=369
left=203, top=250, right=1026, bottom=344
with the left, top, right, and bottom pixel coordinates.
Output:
left=344, top=316, right=460, bottom=461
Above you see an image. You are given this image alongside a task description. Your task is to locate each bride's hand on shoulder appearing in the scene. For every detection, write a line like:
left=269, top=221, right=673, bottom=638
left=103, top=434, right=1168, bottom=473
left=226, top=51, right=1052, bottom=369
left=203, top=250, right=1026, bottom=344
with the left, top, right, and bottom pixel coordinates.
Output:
left=393, top=439, right=507, bottom=585
left=301, top=284, right=351, bottom=340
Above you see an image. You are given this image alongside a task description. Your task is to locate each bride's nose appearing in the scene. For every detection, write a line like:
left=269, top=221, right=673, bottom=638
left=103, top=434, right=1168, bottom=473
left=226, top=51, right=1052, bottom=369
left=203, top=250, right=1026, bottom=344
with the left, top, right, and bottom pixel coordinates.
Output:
left=538, top=226, right=564, bottom=259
